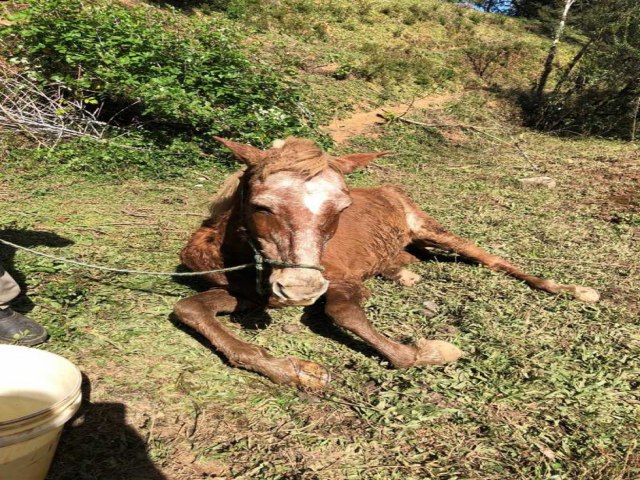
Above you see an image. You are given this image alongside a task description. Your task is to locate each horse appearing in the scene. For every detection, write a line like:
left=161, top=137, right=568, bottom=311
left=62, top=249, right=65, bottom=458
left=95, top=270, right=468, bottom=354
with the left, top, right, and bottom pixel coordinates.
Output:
left=174, top=136, right=599, bottom=389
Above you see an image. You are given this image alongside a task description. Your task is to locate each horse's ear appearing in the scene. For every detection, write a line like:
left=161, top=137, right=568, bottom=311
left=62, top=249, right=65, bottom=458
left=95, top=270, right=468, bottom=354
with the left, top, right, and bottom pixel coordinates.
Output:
left=212, top=136, right=267, bottom=166
left=334, top=151, right=392, bottom=173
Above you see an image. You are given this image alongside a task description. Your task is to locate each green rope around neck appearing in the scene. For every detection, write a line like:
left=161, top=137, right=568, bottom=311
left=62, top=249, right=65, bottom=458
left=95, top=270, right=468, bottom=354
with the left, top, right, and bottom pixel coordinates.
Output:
left=241, top=232, right=325, bottom=295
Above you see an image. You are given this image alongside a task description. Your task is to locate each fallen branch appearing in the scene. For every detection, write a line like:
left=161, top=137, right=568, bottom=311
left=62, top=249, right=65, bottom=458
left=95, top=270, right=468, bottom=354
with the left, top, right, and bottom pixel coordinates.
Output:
left=0, top=67, right=110, bottom=142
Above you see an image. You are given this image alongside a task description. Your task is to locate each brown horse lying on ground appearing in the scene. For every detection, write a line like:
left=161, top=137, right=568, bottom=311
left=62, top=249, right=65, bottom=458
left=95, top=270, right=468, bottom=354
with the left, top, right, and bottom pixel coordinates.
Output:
left=175, top=137, right=599, bottom=389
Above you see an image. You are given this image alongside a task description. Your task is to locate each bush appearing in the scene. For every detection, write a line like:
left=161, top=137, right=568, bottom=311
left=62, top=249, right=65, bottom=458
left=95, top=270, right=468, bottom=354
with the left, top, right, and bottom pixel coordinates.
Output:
left=1, top=0, right=314, bottom=150
left=6, top=135, right=218, bottom=179
left=464, top=40, right=528, bottom=81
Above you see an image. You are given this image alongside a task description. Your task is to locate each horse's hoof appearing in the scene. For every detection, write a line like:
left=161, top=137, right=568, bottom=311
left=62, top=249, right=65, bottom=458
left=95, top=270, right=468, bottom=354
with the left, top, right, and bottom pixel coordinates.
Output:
left=289, top=358, right=331, bottom=390
left=572, top=286, right=600, bottom=303
left=396, top=269, right=422, bottom=287
left=414, top=339, right=463, bottom=366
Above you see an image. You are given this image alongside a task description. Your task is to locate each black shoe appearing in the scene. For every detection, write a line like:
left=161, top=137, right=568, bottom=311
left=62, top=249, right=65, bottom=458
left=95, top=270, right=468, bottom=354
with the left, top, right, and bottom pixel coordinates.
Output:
left=0, top=308, right=48, bottom=346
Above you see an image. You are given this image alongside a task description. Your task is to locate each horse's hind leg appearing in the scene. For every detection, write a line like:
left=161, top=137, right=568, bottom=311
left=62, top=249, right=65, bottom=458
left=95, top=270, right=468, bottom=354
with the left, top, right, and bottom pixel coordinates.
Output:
left=174, top=289, right=330, bottom=389
left=398, top=200, right=599, bottom=303
left=381, top=251, right=422, bottom=287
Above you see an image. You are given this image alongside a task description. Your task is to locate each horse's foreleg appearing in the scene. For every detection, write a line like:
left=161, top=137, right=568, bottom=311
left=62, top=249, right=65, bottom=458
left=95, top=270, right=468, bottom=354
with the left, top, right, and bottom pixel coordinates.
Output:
left=174, top=289, right=330, bottom=389
left=402, top=203, right=599, bottom=303
left=324, top=283, right=463, bottom=368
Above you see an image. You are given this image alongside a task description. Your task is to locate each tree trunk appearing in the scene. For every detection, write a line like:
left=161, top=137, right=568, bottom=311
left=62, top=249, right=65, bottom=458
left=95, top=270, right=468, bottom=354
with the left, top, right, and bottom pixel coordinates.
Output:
left=630, top=95, right=640, bottom=141
left=552, top=37, right=594, bottom=93
left=534, top=0, right=576, bottom=99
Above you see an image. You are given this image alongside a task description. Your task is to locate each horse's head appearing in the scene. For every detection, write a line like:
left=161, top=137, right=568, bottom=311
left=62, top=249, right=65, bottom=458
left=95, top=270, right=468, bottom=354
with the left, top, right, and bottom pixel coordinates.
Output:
left=214, top=136, right=389, bottom=306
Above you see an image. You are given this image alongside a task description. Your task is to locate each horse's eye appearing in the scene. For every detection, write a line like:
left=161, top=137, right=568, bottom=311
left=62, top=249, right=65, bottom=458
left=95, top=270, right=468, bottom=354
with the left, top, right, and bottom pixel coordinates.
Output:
left=252, top=205, right=273, bottom=215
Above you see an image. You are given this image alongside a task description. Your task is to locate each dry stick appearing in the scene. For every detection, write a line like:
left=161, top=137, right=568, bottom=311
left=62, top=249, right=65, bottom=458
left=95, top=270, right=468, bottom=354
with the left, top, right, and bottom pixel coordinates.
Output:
left=511, top=137, right=541, bottom=172
left=0, top=71, right=108, bottom=140
left=394, top=96, right=416, bottom=122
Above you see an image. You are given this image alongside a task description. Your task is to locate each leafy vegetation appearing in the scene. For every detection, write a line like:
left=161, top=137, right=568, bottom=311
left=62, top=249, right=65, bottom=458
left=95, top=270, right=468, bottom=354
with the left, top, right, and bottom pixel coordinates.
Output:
left=530, top=0, right=640, bottom=138
left=1, top=0, right=316, bottom=176
left=0, top=0, right=553, bottom=178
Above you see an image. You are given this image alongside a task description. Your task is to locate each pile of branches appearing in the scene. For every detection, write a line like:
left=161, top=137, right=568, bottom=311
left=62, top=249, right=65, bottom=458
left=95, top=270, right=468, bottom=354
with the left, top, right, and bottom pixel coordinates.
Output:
left=0, top=66, right=109, bottom=144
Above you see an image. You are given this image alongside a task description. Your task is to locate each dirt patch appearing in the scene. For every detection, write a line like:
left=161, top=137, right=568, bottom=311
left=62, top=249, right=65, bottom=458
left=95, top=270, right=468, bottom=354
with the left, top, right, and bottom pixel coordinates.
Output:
left=323, top=93, right=460, bottom=144
left=588, top=166, right=640, bottom=220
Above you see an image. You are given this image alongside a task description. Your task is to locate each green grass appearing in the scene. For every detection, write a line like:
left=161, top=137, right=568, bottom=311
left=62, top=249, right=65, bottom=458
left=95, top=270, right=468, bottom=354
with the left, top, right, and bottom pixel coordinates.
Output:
left=2, top=91, right=638, bottom=479
left=222, top=0, right=553, bottom=124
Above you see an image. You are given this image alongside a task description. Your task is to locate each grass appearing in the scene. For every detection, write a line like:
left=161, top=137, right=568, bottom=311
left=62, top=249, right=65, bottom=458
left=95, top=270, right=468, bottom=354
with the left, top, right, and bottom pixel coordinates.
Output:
left=1, top=91, right=638, bottom=479
left=237, top=0, right=552, bottom=124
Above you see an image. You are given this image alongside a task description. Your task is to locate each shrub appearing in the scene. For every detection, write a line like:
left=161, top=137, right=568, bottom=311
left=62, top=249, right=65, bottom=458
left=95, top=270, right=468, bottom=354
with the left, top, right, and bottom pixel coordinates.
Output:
left=354, top=44, right=456, bottom=89
left=6, top=135, right=218, bottom=179
left=464, top=41, right=528, bottom=81
left=1, top=0, right=314, bottom=150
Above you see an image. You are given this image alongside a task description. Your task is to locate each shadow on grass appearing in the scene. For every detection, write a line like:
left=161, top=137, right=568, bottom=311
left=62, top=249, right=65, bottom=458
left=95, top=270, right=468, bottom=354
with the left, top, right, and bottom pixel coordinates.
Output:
left=147, top=0, right=230, bottom=14
left=405, top=245, right=478, bottom=266
left=47, top=374, right=166, bottom=480
left=0, top=228, right=74, bottom=313
left=301, top=301, right=383, bottom=361
left=170, top=263, right=214, bottom=293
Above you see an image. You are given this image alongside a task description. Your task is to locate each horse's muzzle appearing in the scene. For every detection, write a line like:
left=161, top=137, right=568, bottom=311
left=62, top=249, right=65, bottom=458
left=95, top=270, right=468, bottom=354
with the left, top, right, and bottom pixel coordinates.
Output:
left=270, top=269, right=329, bottom=305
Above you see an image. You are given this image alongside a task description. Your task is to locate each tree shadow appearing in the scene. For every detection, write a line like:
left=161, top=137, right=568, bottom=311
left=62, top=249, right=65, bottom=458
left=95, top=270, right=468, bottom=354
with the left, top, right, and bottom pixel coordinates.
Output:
left=147, top=0, right=229, bottom=14
left=47, top=374, right=166, bottom=480
left=0, top=228, right=74, bottom=313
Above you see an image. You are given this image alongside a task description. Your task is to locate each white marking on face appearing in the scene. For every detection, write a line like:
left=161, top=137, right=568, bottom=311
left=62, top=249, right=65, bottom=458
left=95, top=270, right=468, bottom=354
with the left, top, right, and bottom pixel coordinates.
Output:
left=303, top=178, right=336, bottom=214
left=253, top=171, right=350, bottom=264
left=294, top=229, right=321, bottom=264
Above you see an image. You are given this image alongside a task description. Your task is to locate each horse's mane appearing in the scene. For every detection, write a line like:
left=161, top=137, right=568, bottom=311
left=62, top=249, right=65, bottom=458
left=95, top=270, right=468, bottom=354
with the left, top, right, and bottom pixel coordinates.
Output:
left=255, top=137, right=341, bottom=179
left=208, top=137, right=341, bottom=217
left=208, top=167, right=245, bottom=217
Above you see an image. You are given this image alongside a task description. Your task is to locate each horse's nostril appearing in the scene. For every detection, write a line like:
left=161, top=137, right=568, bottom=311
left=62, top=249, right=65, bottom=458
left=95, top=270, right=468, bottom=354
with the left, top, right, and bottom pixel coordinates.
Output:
left=273, top=281, right=327, bottom=301
left=273, top=281, right=284, bottom=297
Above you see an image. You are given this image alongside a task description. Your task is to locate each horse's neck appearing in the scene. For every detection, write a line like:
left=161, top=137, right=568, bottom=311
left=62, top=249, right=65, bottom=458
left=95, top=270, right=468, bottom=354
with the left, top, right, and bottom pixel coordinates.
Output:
left=209, top=170, right=260, bottom=262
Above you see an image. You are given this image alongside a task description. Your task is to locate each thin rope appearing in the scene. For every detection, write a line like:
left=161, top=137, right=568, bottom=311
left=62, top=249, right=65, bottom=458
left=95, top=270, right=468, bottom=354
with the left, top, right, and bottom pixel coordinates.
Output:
left=0, top=238, right=324, bottom=278
left=1, top=180, right=324, bottom=287
left=0, top=238, right=255, bottom=276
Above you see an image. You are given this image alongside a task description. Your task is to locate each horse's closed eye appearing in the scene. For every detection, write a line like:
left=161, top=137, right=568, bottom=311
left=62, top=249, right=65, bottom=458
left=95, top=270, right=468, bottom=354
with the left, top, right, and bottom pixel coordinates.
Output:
left=252, top=205, right=273, bottom=215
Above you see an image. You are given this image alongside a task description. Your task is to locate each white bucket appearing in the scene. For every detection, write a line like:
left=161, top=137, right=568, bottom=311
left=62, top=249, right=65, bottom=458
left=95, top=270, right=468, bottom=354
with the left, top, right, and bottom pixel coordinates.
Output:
left=0, top=345, right=82, bottom=480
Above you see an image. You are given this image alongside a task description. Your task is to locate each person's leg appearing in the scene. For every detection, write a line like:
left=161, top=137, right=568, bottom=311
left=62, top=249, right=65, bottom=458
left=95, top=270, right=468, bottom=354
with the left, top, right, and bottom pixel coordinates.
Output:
left=0, top=265, right=48, bottom=345
left=0, top=264, right=22, bottom=306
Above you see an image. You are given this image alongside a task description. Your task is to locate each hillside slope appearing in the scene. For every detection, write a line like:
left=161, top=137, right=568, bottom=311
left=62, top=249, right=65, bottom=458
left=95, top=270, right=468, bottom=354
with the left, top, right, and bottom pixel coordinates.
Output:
left=222, top=0, right=552, bottom=123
